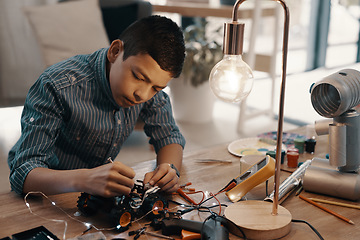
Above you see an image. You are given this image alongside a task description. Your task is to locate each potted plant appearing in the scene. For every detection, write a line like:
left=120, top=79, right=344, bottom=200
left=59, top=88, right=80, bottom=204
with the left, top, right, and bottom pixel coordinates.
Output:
left=182, top=18, right=223, bottom=87
left=169, top=18, right=223, bottom=123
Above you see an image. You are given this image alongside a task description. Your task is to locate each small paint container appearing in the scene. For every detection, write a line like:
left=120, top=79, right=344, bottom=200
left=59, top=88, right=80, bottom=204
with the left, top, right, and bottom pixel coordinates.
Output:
left=287, top=147, right=299, bottom=154
left=266, top=150, right=276, bottom=159
left=294, top=137, right=305, bottom=153
left=287, top=151, right=299, bottom=168
left=305, top=138, right=316, bottom=153
left=266, top=149, right=285, bottom=164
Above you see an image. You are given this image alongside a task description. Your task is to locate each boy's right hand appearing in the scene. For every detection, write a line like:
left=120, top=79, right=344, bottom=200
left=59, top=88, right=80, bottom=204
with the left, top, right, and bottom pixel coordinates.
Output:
left=80, top=161, right=135, bottom=198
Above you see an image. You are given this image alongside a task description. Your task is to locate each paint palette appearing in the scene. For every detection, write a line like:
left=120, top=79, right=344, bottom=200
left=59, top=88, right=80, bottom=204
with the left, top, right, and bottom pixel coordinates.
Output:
left=227, top=137, right=285, bottom=157
left=257, top=131, right=306, bottom=147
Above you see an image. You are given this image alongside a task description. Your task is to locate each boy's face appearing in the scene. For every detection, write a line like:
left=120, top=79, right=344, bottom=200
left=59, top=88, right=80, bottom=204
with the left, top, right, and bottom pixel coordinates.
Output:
left=107, top=40, right=172, bottom=108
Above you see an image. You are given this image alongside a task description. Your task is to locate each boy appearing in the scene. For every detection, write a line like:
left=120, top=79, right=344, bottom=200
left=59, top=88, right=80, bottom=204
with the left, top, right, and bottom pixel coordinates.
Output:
left=8, top=15, right=186, bottom=197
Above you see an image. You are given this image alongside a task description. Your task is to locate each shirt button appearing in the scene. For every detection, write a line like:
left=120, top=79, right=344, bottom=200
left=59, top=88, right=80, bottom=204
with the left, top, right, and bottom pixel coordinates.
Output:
left=117, top=120, right=121, bottom=124
left=113, top=143, right=117, bottom=147
left=30, top=117, right=34, bottom=122
left=76, top=136, right=80, bottom=141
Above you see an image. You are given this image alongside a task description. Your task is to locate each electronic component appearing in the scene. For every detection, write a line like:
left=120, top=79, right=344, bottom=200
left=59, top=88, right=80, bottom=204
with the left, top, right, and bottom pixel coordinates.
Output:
left=77, top=181, right=168, bottom=232
left=225, top=155, right=275, bottom=202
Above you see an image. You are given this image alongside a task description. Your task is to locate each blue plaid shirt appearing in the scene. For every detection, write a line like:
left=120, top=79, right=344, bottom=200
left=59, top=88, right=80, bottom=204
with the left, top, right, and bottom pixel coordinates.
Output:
left=8, top=48, right=185, bottom=195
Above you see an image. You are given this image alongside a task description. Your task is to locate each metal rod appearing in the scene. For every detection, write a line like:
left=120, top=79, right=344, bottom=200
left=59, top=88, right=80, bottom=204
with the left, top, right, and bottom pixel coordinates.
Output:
left=231, top=0, right=290, bottom=215
left=232, top=0, right=247, bottom=21
left=272, top=0, right=289, bottom=216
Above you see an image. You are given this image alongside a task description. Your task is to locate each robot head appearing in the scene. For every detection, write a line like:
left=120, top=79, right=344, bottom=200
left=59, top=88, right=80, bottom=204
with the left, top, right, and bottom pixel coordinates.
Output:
left=310, top=69, right=360, bottom=118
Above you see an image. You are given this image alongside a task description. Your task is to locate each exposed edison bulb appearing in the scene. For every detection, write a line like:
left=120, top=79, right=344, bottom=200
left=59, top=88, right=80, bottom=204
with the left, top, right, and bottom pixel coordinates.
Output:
left=209, top=54, right=253, bottom=103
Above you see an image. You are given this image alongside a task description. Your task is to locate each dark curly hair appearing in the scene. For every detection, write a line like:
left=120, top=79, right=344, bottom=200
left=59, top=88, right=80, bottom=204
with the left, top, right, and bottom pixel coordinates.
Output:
left=119, top=15, right=185, bottom=78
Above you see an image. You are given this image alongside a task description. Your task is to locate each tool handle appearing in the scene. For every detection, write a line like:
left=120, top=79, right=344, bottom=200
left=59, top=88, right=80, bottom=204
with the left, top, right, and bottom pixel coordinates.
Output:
left=162, top=218, right=202, bottom=235
left=162, top=217, right=229, bottom=240
left=182, top=230, right=201, bottom=240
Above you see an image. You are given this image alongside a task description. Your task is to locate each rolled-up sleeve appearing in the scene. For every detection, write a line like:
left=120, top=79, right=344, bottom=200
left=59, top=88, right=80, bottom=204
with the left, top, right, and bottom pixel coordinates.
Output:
left=8, top=74, right=64, bottom=195
left=9, top=160, right=49, bottom=195
left=140, top=91, right=185, bottom=153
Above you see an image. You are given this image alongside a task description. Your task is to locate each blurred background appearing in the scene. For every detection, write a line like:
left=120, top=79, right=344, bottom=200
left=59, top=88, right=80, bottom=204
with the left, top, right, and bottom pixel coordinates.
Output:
left=1, top=0, right=360, bottom=193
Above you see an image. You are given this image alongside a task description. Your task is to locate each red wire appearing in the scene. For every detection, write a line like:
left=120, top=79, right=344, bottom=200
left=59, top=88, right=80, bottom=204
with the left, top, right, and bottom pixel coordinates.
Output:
left=186, top=190, right=205, bottom=204
left=216, top=182, right=237, bottom=195
left=177, top=182, right=228, bottom=215
left=177, top=188, right=205, bottom=205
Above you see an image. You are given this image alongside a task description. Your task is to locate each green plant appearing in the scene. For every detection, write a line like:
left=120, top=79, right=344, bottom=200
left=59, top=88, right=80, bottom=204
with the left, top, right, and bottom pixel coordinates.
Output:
left=182, top=18, right=223, bottom=87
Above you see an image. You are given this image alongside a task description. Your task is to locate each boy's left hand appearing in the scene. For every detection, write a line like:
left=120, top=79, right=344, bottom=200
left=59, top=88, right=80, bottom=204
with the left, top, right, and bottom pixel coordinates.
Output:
left=143, top=163, right=179, bottom=193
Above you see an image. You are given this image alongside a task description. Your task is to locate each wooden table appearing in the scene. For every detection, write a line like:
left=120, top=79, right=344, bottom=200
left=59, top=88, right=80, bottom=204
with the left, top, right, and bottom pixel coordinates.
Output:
left=150, top=0, right=276, bottom=19
left=1, top=126, right=359, bottom=239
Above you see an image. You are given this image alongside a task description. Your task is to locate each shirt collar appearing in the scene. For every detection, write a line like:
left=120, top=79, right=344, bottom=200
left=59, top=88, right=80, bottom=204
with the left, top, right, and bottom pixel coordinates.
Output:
left=92, top=47, right=120, bottom=109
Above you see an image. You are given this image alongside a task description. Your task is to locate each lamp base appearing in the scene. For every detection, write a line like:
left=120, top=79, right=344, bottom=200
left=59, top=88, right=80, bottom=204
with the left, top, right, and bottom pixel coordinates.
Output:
left=224, top=200, right=292, bottom=240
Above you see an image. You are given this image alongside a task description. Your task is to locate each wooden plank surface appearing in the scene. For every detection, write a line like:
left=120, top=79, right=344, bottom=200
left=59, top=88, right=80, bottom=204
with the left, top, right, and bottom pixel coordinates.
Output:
left=0, top=127, right=359, bottom=239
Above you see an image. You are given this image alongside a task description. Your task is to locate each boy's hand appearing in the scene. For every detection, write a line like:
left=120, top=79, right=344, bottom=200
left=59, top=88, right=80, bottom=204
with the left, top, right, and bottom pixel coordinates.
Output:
left=82, top=161, right=135, bottom=198
left=143, top=163, right=180, bottom=193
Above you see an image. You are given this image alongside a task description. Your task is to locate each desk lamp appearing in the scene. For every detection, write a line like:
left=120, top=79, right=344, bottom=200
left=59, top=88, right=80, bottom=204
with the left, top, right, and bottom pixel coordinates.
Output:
left=209, top=0, right=291, bottom=239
